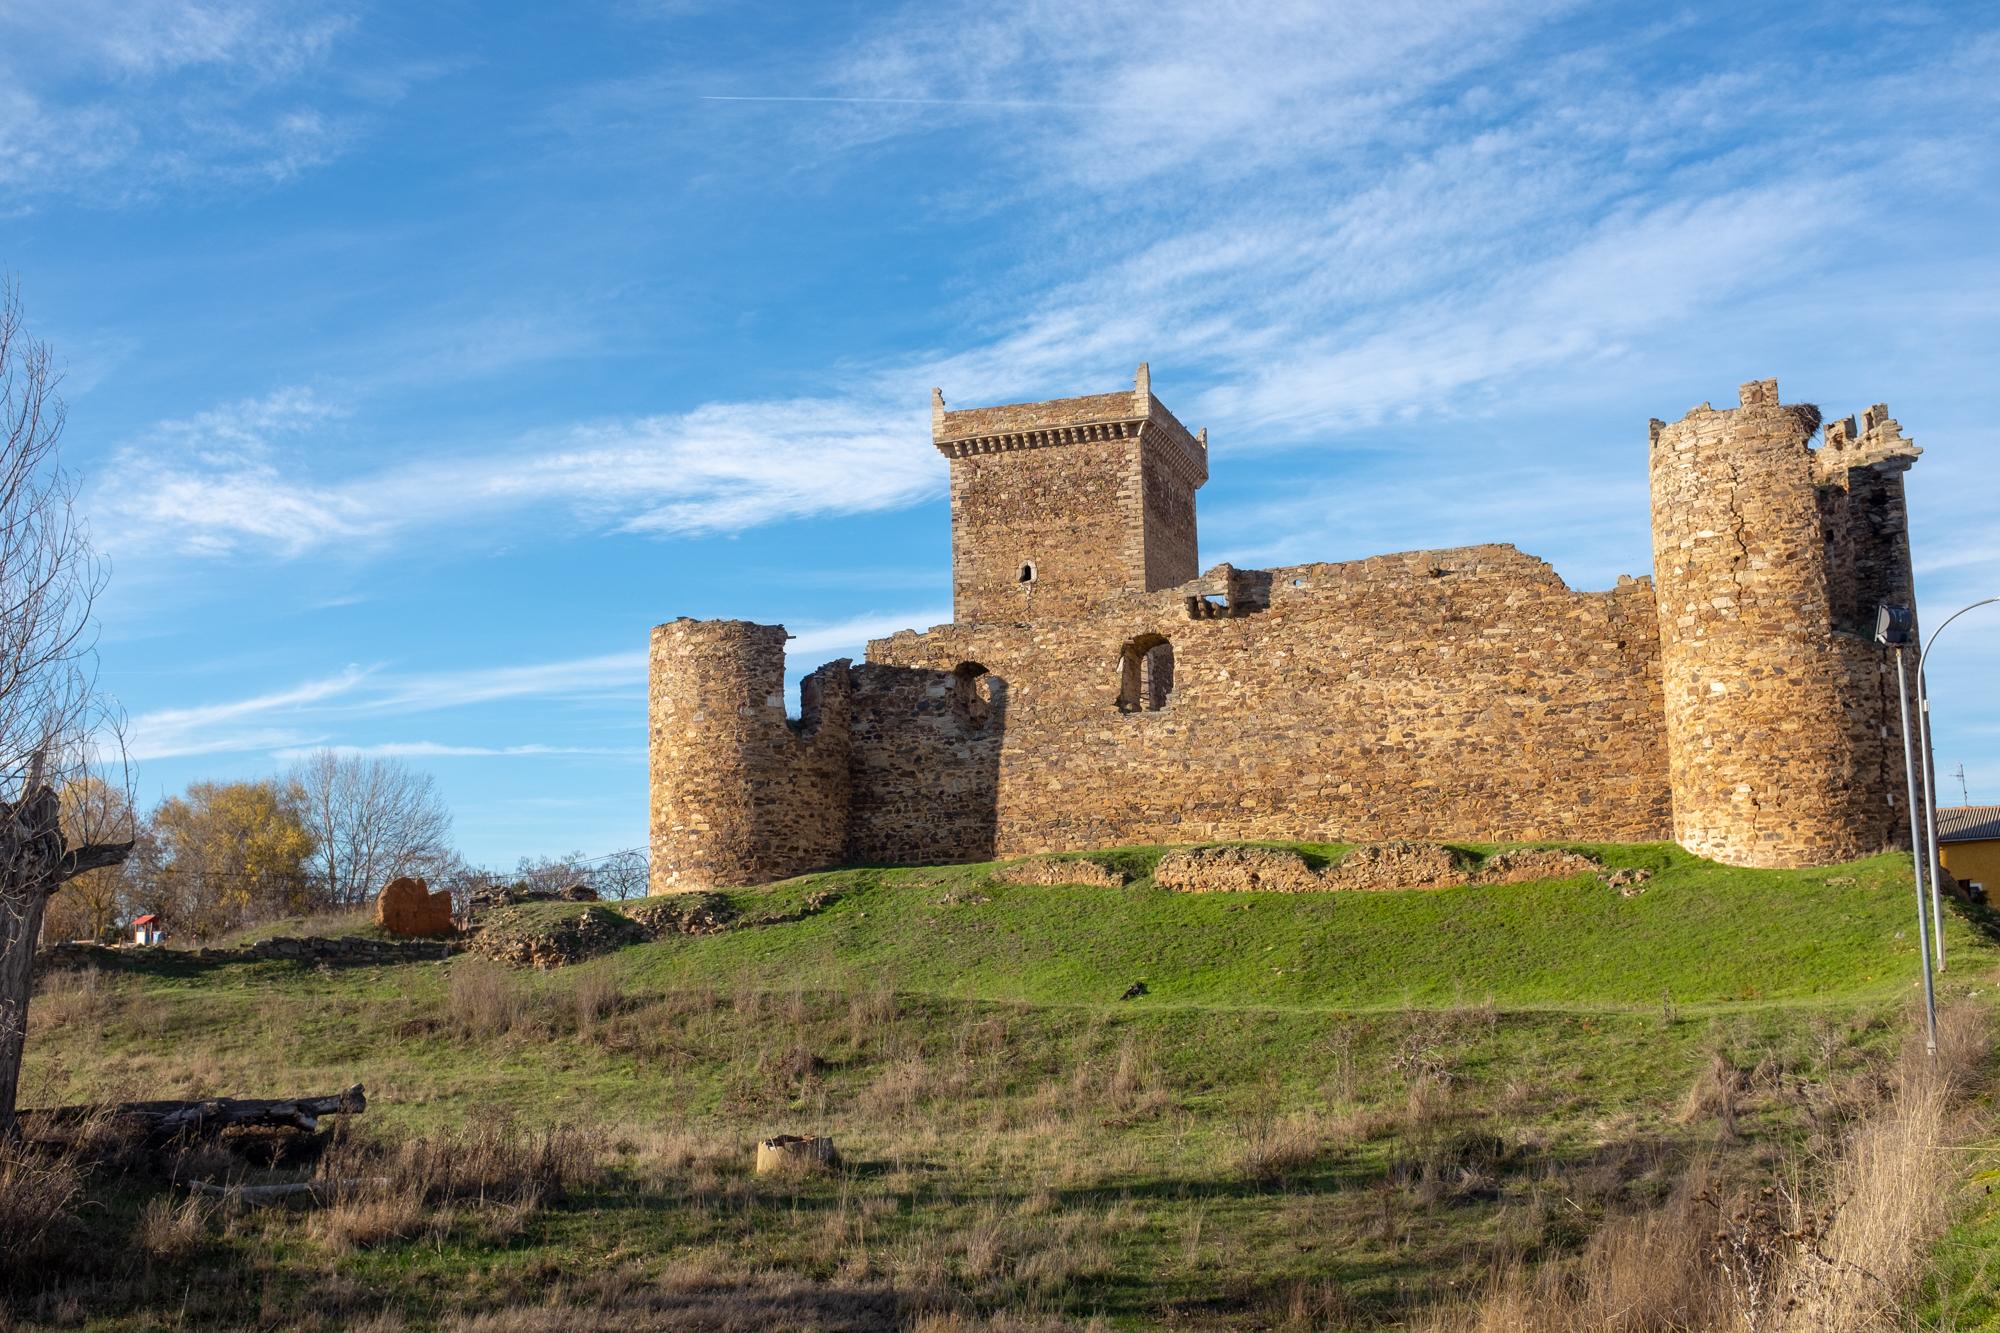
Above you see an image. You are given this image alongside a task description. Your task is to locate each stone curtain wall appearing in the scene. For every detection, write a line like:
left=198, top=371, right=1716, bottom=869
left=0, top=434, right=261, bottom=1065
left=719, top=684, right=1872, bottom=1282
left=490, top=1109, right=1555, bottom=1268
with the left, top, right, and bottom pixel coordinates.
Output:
left=1648, top=380, right=1918, bottom=868
left=648, top=620, right=851, bottom=892
left=867, top=544, right=1671, bottom=859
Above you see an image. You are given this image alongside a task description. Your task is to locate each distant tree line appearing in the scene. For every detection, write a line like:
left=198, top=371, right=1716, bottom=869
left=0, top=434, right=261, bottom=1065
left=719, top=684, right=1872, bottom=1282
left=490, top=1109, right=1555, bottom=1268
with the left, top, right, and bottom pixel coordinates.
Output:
left=40, top=752, right=650, bottom=944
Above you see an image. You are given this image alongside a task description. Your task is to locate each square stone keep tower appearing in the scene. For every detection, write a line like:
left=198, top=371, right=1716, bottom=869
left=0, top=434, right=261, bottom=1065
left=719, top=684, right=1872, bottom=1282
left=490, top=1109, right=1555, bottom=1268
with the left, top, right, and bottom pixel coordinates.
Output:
left=932, top=364, right=1208, bottom=624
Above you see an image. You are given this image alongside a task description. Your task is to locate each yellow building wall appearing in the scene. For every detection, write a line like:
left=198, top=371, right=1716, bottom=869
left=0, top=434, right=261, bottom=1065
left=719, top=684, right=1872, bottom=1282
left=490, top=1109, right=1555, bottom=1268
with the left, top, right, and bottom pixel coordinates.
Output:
left=1941, top=839, right=2000, bottom=890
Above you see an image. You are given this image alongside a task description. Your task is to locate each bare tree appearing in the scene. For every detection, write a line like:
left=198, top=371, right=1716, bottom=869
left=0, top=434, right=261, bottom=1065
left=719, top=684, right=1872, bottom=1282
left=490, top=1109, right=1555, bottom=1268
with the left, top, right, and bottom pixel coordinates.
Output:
left=0, top=285, right=134, bottom=1136
left=505, top=847, right=648, bottom=900
left=594, top=847, right=649, bottom=900
left=287, top=750, right=454, bottom=908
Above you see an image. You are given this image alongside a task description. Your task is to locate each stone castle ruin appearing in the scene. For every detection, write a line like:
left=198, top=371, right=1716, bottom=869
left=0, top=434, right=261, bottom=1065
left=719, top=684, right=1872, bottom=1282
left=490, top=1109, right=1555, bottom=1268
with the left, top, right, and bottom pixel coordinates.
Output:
left=648, top=367, right=1922, bottom=890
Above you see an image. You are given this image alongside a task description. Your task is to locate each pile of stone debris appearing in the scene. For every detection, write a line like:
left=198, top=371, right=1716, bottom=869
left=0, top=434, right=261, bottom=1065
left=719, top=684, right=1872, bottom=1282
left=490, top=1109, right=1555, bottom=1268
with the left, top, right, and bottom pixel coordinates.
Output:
left=466, top=892, right=738, bottom=969
left=1147, top=843, right=1654, bottom=896
left=467, top=882, right=601, bottom=911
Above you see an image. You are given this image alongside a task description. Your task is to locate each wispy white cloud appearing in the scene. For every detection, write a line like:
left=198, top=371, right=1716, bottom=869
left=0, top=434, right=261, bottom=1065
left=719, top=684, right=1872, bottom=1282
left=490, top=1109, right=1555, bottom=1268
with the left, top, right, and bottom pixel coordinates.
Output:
left=125, top=666, right=370, bottom=759
left=82, top=2, right=2000, bottom=601
left=96, top=393, right=945, bottom=558
left=0, top=0, right=365, bottom=202
left=268, top=742, right=642, bottom=761
left=121, top=608, right=947, bottom=762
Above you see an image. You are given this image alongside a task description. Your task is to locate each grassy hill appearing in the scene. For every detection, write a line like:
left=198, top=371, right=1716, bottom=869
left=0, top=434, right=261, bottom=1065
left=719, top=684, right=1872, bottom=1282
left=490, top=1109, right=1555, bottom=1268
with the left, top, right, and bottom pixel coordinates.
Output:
left=12, top=842, right=1998, bottom=1330
left=616, top=843, right=1979, bottom=1010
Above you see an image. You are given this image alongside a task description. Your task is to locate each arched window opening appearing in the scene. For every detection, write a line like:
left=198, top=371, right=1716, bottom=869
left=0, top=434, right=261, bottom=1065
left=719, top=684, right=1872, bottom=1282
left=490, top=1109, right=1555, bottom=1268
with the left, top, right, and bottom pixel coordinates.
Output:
left=953, top=661, right=996, bottom=725
left=1018, top=562, right=1036, bottom=584
left=1117, top=635, right=1173, bottom=713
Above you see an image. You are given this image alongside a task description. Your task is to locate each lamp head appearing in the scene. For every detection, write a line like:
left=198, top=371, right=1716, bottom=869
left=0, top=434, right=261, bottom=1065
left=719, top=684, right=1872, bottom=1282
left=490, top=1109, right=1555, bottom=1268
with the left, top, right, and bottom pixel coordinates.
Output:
left=1875, top=604, right=1915, bottom=647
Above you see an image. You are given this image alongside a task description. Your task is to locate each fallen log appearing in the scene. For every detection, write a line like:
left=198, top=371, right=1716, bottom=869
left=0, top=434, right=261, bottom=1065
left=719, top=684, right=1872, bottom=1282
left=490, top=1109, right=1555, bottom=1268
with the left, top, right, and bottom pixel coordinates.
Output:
left=21, top=1085, right=366, bottom=1142
left=185, top=1176, right=386, bottom=1207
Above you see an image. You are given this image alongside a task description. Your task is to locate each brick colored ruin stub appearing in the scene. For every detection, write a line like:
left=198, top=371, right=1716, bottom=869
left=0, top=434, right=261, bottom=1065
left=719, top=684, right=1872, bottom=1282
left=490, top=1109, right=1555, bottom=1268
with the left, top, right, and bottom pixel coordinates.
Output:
left=375, top=876, right=456, bottom=938
left=647, top=367, right=1925, bottom=888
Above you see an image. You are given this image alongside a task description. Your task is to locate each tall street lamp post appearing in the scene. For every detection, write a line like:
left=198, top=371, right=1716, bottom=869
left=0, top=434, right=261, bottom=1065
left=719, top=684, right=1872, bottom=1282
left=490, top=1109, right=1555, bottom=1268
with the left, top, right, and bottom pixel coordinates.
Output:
left=1877, top=604, right=1937, bottom=1057
left=1916, top=597, right=2000, bottom=973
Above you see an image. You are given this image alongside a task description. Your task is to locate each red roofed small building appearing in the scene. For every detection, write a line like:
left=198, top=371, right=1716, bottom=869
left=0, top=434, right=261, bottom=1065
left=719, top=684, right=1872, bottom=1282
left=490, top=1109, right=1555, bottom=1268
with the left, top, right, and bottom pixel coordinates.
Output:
left=132, top=914, right=165, bottom=946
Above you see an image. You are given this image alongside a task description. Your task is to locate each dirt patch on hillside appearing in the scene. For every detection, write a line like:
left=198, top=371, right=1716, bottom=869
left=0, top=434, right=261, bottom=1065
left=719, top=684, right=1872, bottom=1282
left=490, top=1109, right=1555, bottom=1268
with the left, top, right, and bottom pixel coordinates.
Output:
left=625, top=893, right=739, bottom=937
left=467, top=905, right=649, bottom=969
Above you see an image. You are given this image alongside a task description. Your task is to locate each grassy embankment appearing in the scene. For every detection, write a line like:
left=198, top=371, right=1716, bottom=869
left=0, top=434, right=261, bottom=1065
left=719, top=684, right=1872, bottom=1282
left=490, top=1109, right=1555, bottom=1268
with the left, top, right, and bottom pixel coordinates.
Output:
left=10, top=841, right=1999, bottom=1330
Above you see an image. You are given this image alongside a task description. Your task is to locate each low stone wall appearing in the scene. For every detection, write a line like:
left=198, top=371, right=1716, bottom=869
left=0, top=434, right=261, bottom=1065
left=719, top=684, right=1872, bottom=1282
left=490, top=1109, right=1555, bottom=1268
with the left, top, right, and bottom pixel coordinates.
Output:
left=37, top=936, right=452, bottom=968
left=990, top=858, right=1129, bottom=888
left=1154, top=843, right=1605, bottom=894
left=1321, top=842, right=1464, bottom=891
left=1476, top=849, right=1603, bottom=884
left=1153, top=846, right=1322, bottom=893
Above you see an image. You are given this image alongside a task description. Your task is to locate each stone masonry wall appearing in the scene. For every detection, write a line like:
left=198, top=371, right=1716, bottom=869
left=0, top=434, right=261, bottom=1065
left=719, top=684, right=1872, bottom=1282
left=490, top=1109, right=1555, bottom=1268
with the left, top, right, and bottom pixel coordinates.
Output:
left=947, top=437, right=1141, bottom=624
left=1648, top=380, right=1917, bottom=868
left=867, top=544, right=1671, bottom=859
left=937, top=367, right=1206, bottom=624
left=844, top=663, right=1005, bottom=866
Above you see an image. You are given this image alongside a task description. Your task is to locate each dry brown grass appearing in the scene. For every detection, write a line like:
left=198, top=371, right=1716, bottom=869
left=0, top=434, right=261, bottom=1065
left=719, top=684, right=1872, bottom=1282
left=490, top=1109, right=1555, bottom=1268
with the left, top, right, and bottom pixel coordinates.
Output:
left=0, top=1136, right=85, bottom=1276
left=448, top=958, right=531, bottom=1039
left=1233, top=1108, right=1340, bottom=1183
left=26, top=966, right=116, bottom=1034
left=305, top=1122, right=606, bottom=1252
left=1417, top=1001, right=1994, bottom=1333
left=134, top=1189, right=215, bottom=1262
left=1774, top=1002, right=1993, bottom=1332
left=571, top=968, right=622, bottom=1033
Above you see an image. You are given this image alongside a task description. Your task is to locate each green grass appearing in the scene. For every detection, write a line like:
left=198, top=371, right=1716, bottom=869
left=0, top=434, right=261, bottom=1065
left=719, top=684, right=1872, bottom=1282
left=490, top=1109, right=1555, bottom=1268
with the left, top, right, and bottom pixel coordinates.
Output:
left=621, top=842, right=1993, bottom=1012
left=12, top=841, right=1999, bottom=1330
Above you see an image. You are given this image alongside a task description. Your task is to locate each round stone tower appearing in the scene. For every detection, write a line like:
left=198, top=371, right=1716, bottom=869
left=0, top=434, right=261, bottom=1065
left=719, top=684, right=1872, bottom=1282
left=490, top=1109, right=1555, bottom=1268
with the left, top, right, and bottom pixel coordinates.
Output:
left=648, top=618, right=851, bottom=893
left=1649, top=378, right=1894, bottom=868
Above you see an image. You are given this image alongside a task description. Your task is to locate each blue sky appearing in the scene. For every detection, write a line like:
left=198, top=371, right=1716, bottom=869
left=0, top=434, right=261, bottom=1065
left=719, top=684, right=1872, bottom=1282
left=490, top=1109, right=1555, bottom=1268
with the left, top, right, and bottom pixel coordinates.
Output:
left=2, top=0, right=1996, bottom=868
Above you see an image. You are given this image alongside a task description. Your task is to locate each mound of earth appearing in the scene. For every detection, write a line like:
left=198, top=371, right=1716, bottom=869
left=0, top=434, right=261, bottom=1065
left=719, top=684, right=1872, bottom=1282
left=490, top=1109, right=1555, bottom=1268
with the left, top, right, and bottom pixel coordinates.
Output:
left=466, top=904, right=649, bottom=969
left=990, top=858, right=1128, bottom=888
left=468, top=893, right=740, bottom=968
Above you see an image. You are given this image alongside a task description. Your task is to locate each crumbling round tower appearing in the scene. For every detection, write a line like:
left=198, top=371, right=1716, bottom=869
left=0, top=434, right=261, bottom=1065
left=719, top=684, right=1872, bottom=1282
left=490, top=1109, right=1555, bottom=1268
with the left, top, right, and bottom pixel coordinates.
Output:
left=1649, top=379, right=1905, bottom=868
left=648, top=618, right=850, bottom=893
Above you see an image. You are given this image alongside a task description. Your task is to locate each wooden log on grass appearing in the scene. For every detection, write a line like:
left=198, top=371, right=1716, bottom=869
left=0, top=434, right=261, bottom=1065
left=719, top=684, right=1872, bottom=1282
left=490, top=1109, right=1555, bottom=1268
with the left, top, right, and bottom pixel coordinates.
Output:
left=21, top=1084, right=367, bottom=1142
left=184, top=1177, right=386, bottom=1207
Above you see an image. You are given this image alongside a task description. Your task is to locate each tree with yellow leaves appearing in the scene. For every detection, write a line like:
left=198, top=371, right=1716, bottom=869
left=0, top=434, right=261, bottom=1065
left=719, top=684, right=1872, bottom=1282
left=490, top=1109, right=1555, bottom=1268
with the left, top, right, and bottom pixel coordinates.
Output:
left=146, top=780, right=319, bottom=939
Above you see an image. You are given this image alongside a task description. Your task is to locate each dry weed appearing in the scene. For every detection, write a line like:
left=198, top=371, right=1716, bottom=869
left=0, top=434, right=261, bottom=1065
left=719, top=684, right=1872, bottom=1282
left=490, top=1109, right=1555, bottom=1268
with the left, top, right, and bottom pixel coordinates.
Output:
left=1233, top=1110, right=1334, bottom=1183
left=135, top=1189, right=213, bottom=1262
left=28, top=967, right=113, bottom=1031
left=0, top=1137, right=84, bottom=1274
left=448, top=959, right=531, bottom=1039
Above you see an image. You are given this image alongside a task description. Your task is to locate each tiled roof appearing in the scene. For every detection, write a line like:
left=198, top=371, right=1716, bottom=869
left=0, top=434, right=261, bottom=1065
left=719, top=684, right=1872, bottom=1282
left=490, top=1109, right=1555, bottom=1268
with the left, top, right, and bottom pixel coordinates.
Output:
left=1937, top=805, right=2000, bottom=842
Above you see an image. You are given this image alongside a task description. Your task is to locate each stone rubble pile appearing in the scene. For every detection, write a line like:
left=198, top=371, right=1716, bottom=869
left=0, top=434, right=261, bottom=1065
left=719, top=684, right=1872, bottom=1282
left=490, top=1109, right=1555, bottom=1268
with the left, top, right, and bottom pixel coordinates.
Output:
left=1154, top=843, right=1622, bottom=895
